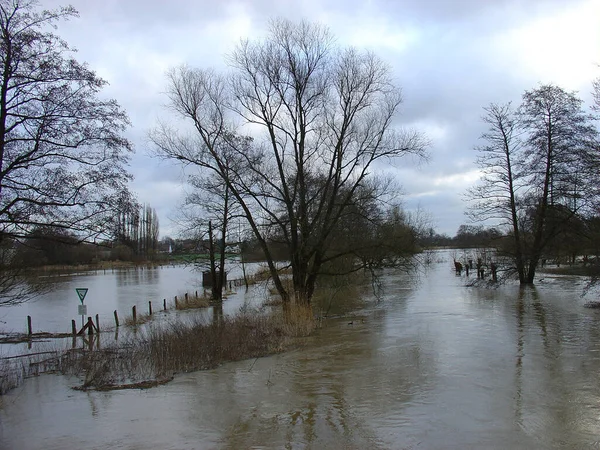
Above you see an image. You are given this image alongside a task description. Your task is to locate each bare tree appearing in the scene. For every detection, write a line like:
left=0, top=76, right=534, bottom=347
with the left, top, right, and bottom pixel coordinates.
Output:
left=467, top=103, right=530, bottom=282
left=469, top=86, right=599, bottom=284
left=519, top=84, right=599, bottom=281
left=152, top=19, right=427, bottom=309
left=184, top=171, right=235, bottom=302
left=0, top=1, right=134, bottom=304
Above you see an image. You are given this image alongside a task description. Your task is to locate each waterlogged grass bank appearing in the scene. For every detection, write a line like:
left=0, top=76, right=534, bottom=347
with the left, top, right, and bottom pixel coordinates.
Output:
left=62, top=307, right=314, bottom=391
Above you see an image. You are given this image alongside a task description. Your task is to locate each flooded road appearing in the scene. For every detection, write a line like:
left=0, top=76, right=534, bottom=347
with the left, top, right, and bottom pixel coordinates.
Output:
left=2, top=251, right=600, bottom=449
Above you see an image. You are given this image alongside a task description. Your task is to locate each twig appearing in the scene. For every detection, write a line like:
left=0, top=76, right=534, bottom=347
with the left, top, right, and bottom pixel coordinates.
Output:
left=247, top=357, right=259, bottom=372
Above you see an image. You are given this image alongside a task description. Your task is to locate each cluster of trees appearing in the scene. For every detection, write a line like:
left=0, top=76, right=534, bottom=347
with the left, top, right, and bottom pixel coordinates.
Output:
left=10, top=0, right=598, bottom=309
left=114, top=204, right=160, bottom=259
left=152, top=19, right=428, bottom=306
left=468, top=83, right=600, bottom=284
left=0, top=1, right=134, bottom=304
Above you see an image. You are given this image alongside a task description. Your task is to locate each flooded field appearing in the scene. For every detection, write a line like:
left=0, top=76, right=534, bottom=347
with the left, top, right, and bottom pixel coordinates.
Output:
left=0, top=261, right=264, bottom=335
left=1, top=251, right=600, bottom=449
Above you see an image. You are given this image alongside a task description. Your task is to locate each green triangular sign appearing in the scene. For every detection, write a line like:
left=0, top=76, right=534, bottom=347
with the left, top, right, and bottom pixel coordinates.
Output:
left=75, top=288, right=88, bottom=304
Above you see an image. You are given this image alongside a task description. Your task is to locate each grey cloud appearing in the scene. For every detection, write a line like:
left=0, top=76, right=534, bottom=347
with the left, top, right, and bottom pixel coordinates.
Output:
left=35, top=0, right=599, bottom=237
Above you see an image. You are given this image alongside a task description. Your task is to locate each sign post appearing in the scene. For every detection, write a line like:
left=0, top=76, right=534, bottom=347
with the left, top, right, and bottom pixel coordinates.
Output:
left=76, top=288, right=88, bottom=328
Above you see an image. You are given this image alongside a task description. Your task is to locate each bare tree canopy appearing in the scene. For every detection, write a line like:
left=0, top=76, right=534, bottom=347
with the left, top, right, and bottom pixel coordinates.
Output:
left=468, top=84, right=600, bottom=284
left=0, top=0, right=134, bottom=304
left=152, top=19, right=427, bottom=308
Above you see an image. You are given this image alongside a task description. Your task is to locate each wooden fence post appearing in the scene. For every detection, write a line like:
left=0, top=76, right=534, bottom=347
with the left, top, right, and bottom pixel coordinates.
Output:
left=148, top=301, right=153, bottom=316
left=132, top=305, right=137, bottom=325
left=95, top=314, right=100, bottom=332
left=87, top=317, right=94, bottom=336
left=27, top=315, right=32, bottom=336
left=71, top=320, right=77, bottom=335
left=174, top=296, right=178, bottom=308
left=114, top=310, right=119, bottom=327
left=163, top=299, right=166, bottom=311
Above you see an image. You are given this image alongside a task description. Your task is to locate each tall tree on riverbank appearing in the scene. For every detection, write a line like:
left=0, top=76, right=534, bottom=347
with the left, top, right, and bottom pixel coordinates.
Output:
left=469, top=85, right=599, bottom=284
left=151, top=19, right=427, bottom=309
left=0, top=1, right=134, bottom=304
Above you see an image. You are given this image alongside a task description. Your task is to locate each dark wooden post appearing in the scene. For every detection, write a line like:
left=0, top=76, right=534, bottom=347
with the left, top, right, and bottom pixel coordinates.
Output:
left=163, top=299, right=167, bottom=311
left=87, top=317, right=94, bottom=336
left=195, top=291, right=198, bottom=298
left=95, top=314, right=100, bottom=332
left=148, top=301, right=153, bottom=315
left=114, top=310, right=119, bottom=327
left=185, top=293, right=188, bottom=301
left=174, top=296, right=178, bottom=308
left=132, top=305, right=137, bottom=325
left=27, top=315, right=32, bottom=335
left=71, top=320, right=77, bottom=335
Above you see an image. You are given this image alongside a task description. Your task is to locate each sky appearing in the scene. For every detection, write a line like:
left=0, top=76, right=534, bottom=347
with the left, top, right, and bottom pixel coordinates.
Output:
left=39, top=0, right=600, bottom=238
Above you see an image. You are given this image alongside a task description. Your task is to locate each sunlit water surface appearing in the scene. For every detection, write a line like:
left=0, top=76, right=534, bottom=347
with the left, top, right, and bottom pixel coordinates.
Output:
left=1, top=250, right=600, bottom=449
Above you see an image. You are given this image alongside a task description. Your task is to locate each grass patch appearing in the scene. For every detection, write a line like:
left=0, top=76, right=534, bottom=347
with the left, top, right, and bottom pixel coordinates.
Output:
left=60, top=307, right=315, bottom=391
left=124, top=312, right=152, bottom=326
left=175, top=292, right=210, bottom=310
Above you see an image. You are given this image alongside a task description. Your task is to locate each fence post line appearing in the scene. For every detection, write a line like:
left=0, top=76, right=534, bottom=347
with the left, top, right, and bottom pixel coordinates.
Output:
left=174, top=296, right=178, bottom=308
left=132, top=305, right=137, bottom=325
left=71, top=319, right=77, bottom=335
left=114, top=310, right=119, bottom=327
left=148, top=301, right=153, bottom=316
left=95, top=314, right=100, bottom=332
left=163, top=299, right=166, bottom=311
left=27, top=315, right=32, bottom=336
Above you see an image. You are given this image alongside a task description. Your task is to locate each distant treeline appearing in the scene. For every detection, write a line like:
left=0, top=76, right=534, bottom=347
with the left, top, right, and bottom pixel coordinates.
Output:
left=422, top=220, right=600, bottom=264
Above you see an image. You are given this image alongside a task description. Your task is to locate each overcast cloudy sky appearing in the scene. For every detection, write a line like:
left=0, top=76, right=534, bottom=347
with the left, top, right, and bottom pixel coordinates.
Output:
left=40, top=0, right=600, bottom=237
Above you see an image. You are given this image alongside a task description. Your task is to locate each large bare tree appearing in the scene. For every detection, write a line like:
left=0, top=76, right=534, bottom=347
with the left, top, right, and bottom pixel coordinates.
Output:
left=0, top=0, right=134, bottom=304
left=152, top=19, right=427, bottom=308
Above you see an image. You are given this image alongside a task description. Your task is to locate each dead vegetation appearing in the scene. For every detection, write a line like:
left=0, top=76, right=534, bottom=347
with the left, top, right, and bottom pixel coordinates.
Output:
left=174, top=291, right=210, bottom=310
left=60, top=306, right=315, bottom=391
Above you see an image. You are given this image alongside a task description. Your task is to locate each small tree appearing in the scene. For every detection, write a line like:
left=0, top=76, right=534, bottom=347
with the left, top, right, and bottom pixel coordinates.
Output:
left=0, top=1, right=134, bottom=304
left=183, top=172, right=235, bottom=302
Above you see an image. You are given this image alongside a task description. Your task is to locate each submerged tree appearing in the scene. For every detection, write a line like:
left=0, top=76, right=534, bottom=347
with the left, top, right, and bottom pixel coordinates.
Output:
left=0, top=1, right=134, bottom=304
left=469, top=85, right=599, bottom=284
left=183, top=171, right=235, bottom=302
left=152, top=19, right=427, bottom=309
left=467, top=102, right=529, bottom=281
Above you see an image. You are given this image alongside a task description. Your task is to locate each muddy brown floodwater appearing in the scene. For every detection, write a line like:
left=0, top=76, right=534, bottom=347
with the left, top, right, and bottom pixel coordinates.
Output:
left=1, top=249, right=600, bottom=449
